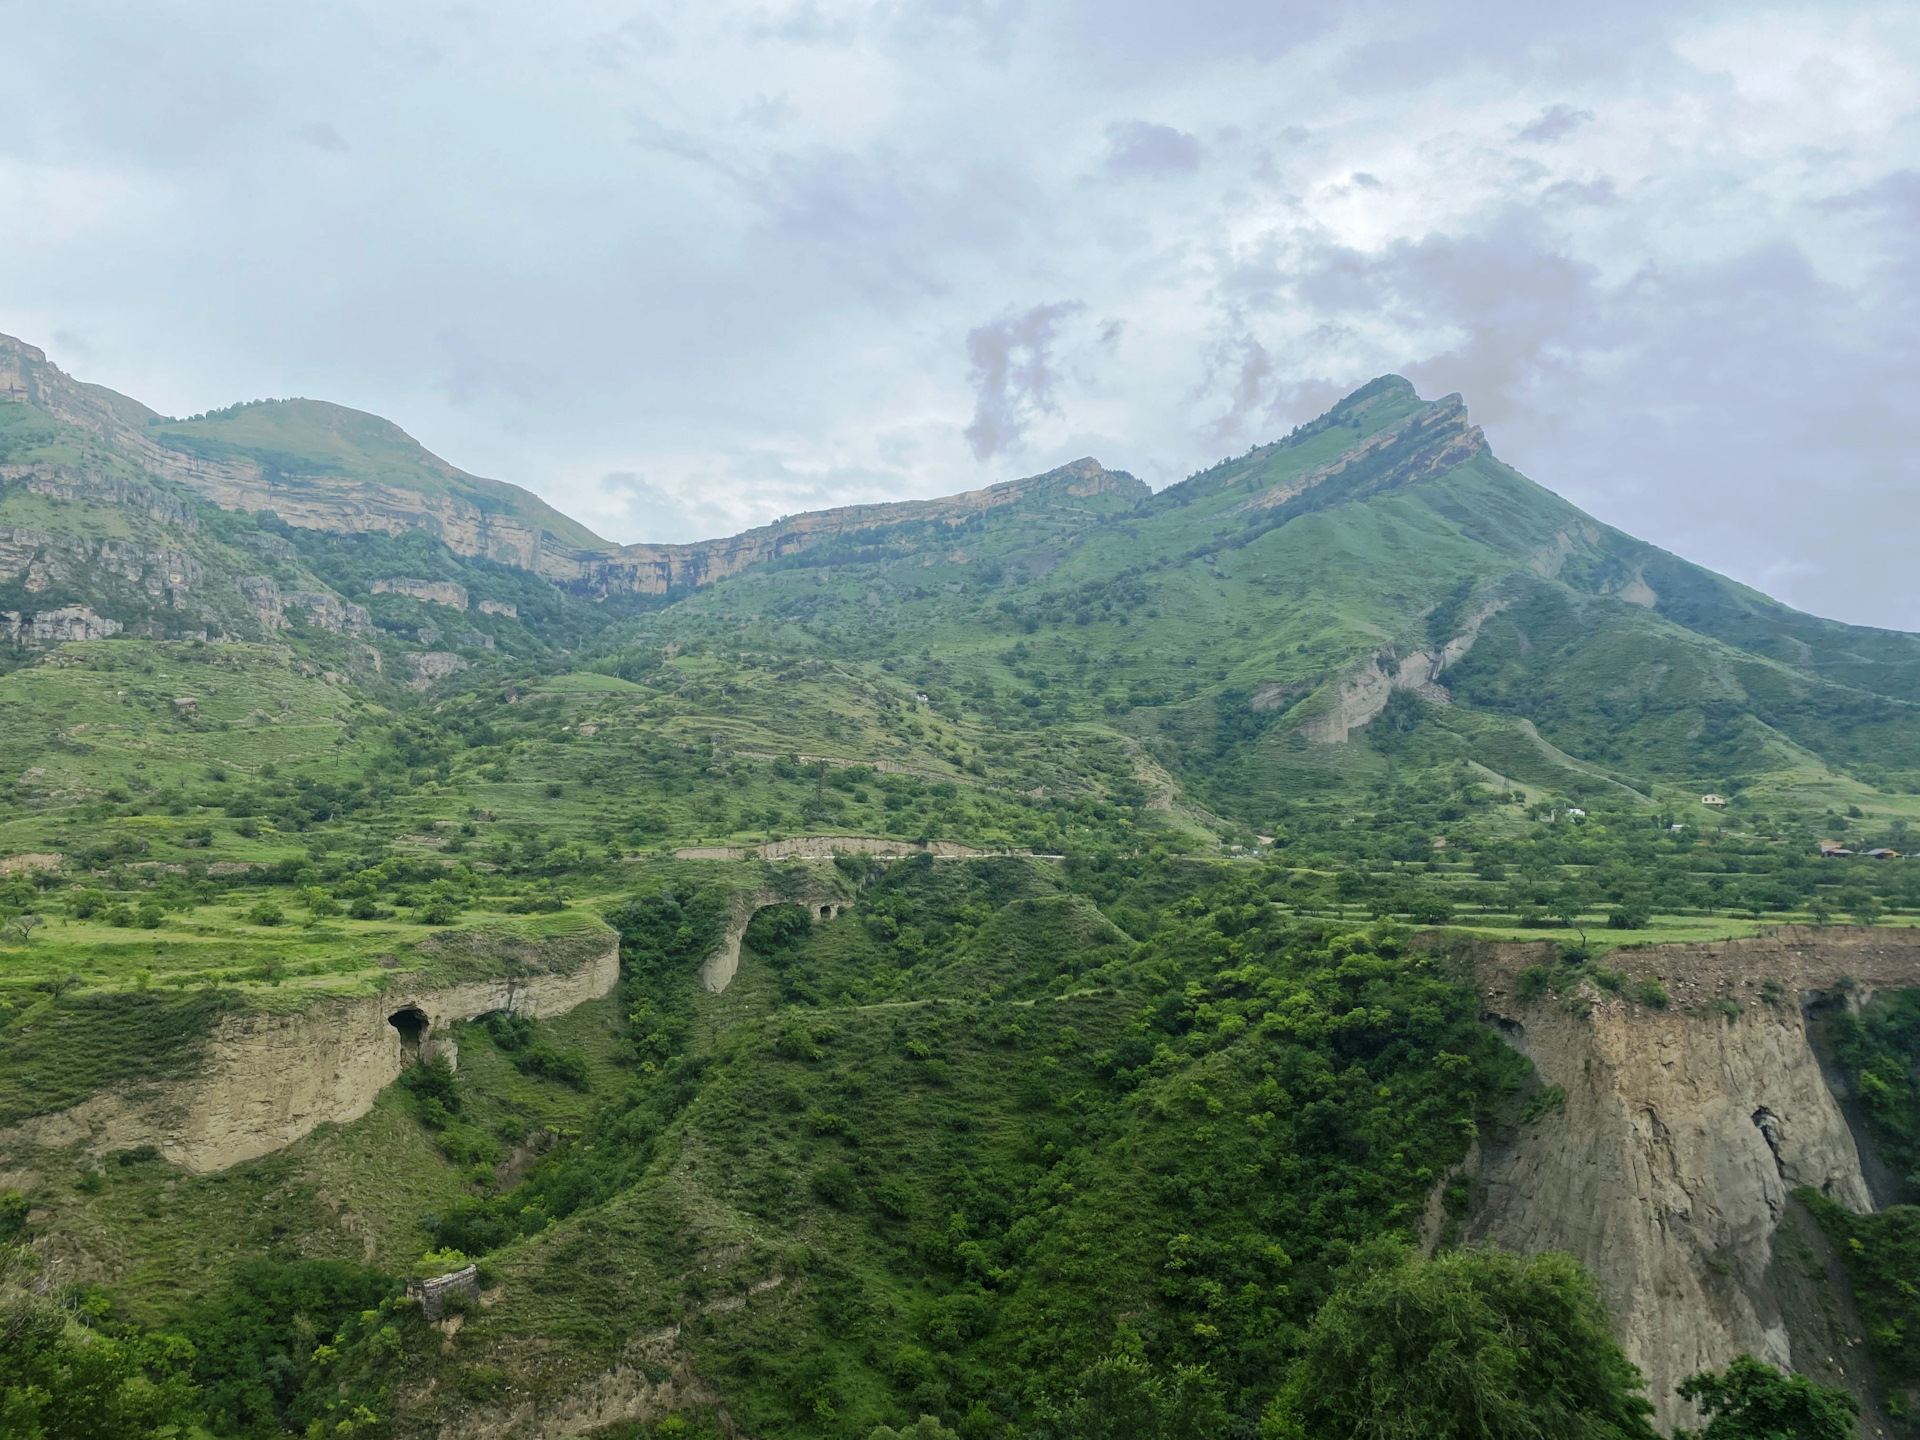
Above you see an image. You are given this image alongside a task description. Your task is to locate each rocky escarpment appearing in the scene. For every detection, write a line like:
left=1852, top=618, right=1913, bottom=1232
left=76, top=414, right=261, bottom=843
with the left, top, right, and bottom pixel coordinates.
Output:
left=1454, top=927, right=1920, bottom=1431
left=553, top=459, right=1148, bottom=599
left=3, top=334, right=1148, bottom=603
left=0, top=923, right=620, bottom=1173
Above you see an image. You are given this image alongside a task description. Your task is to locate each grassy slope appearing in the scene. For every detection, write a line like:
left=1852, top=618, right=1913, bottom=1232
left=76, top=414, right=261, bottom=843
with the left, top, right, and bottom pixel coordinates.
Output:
left=8, top=372, right=1920, bottom=1434
left=150, top=399, right=613, bottom=552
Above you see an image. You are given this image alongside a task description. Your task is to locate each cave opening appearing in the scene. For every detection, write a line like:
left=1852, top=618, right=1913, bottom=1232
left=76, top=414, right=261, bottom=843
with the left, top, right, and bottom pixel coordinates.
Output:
left=389, top=1005, right=429, bottom=1065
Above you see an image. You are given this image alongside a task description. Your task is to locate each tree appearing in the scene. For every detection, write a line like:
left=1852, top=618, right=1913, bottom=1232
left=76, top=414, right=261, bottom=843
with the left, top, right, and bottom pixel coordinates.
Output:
left=1673, top=1355, right=1858, bottom=1440
left=869, top=1419, right=958, bottom=1440
left=1262, top=1242, right=1660, bottom=1440
left=0, top=1301, right=203, bottom=1439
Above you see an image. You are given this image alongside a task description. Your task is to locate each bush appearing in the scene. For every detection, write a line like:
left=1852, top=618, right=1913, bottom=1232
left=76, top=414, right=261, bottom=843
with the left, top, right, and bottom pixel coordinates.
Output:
left=812, top=1162, right=859, bottom=1208
left=1674, top=1354, right=1857, bottom=1439
left=1264, top=1242, right=1659, bottom=1439
left=1633, top=978, right=1670, bottom=1010
left=246, top=900, right=284, bottom=927
left=513, top=1044, right=591, bottom=1090
left=0, top=1188, right=28, bottom=1242
left=485, top=1012, right=535, bottom=1051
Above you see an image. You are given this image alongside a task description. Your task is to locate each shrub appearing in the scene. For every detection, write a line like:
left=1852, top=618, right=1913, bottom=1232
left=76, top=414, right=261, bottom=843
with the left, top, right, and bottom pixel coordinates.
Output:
left=1633, top=978, right=1670, bottom=1010
left=1264, top=1242, right=1659, bottom=1439
left=1674, top=1354, right=1857, bottom=1440
left=812, top=1162, right=859, bottom=1208
left=246, top=900, right=284, bottom=927
left=0, top=1188, right=28, bottom=1242
left=513, top=1044, right=591, bottom=1090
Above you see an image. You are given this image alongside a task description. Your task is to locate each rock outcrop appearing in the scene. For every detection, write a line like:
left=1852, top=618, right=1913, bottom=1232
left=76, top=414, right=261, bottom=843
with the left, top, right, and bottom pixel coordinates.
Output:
left=374, top=577, right=470, bottom=610
left=1, top=605, right=123, bottom=643
left=1456, top=928, right=1920, bottom=1430
left=0, top=925, right=621, bottom=1173
left=409, top=651, right=469, bottom=689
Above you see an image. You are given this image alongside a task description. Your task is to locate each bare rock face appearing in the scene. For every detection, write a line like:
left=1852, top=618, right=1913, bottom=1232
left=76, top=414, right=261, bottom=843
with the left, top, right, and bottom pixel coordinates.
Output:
left=408, top=651, right=469, bottom=690
left=238, top=576, right=371, bottom=634
left=1, top=605, right=124, bottom=642
left=1460, top=928, right=1920, bottom=1430
left=373, top=577, right=469, bottom=610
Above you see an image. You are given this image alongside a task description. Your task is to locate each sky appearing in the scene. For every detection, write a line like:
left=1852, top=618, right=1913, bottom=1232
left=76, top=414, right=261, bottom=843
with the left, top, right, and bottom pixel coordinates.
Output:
left=2, top=2, right=1917, bottom=626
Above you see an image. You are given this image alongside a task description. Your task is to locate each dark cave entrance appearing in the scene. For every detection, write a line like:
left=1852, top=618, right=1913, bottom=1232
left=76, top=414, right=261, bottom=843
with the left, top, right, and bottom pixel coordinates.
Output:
left=389, top=1005, right=429, bottom=1065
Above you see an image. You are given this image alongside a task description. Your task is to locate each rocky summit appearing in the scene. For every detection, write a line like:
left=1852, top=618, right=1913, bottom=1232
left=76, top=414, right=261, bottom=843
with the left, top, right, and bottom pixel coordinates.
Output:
left=3, top=334, right=1918, bottom=1440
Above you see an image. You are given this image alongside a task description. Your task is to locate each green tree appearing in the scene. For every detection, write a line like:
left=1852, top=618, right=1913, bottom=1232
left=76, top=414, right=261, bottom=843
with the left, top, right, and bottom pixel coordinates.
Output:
left=869, top=1418, right=959, bottom=1440
left=0, top=1302, right=203, bottom=1440
left=1262, top=1242, right=1659, bottom=1440
left=1673, top=1354, right=1858, bottom=1440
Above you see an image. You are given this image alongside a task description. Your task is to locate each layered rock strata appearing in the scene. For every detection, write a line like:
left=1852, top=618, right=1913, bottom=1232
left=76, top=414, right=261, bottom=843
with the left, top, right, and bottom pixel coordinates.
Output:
left=1457, top=927, right=1920, bottom=1430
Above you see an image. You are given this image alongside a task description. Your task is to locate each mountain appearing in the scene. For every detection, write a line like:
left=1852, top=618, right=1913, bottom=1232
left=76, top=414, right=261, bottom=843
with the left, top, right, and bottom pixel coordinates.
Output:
left=6, top=333, right=1920, bottom=1439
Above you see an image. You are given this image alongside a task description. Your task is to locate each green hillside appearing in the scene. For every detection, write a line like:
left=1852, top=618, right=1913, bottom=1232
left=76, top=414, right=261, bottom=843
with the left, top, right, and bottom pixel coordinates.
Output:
left=3, top=353, right=1919, bottom=1438
left=149, top=399, right=614, bottom=553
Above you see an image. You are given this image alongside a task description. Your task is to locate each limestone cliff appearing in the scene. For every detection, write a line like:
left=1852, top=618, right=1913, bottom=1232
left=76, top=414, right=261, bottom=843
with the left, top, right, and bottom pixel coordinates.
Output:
left=1456, top=927, right=1920, bottom=1431
left=0, top=925, right=620, bottom=1173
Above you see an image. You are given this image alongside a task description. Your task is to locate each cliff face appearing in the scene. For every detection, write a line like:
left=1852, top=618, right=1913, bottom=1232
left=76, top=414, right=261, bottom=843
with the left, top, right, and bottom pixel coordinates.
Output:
left=1459, top=928, right=1920, bottom=1430
left=558, top=459, right=1149, bottom=598
left=0, top=932, right=619, bottom=1174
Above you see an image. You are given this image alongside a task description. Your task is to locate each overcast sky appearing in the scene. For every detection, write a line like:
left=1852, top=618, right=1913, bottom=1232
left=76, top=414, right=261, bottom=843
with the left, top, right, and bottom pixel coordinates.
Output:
left=2, top=2, right=1916, bottom=626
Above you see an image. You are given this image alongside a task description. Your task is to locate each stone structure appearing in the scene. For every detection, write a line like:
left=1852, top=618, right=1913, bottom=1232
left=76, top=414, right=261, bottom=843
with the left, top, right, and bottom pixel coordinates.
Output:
left=408, top=1264, right=481, bottom=1320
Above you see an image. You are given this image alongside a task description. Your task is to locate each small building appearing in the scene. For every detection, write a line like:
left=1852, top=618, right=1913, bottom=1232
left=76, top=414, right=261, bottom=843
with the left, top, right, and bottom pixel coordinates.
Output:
left=1701, top=794, right=1728, bottom=807
left=1817, top=841, right=1853, bottom=857
left=1866, top=848, right=1904, bottom=860
left=1564, top=807, right=1586, bottom=820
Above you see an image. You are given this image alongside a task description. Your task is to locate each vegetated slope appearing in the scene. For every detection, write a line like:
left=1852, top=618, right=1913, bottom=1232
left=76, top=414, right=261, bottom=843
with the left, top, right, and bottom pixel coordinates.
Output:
left=9, top=338, right=1920, bottom=1437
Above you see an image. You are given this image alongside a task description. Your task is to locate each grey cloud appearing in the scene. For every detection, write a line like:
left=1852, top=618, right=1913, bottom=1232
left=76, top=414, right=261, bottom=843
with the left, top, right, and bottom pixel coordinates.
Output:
left=1105, top=121, right=1201, bottom=179
left=741, top=93, right=798, bottom=131
left=963, top=301, right=1086, bottom=461
left=1518, top=104, right=1595, bottom=144
left=295, top=122, right=349, bottom=152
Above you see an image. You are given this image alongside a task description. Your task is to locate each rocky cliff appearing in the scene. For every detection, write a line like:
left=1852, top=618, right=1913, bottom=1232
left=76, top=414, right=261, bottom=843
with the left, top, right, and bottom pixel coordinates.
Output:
left=0, top=925, right=620, bottom=1173
left=1455, top=927, right=1920, bottom=1431
left=2, top=333, right=1148, bottom=603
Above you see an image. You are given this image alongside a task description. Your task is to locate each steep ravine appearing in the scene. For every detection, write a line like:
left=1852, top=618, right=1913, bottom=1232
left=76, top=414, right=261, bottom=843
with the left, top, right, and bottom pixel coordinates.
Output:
left=1456, top=927, right=1920, bottom=1434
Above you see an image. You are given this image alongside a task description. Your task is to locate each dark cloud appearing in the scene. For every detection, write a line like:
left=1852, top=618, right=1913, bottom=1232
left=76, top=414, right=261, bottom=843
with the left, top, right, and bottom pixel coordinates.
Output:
left=963, top=301, right=1086, bottom=460
left=1105, top=121, right=1201, bottom=179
